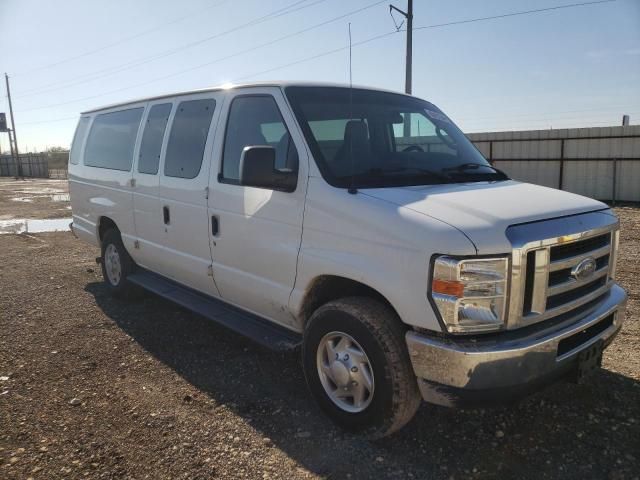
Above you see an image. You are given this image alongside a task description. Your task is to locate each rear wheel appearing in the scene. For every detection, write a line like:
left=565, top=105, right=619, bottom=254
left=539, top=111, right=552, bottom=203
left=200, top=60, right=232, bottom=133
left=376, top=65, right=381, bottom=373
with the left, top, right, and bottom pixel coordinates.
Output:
left=100, top=229, right=135, bottom=297
left=302, top=297, right=421, bottom=438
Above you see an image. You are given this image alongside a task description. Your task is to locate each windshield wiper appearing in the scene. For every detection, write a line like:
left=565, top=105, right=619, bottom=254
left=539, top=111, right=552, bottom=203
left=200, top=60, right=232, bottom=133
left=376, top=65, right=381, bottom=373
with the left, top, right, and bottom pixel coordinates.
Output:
left=443, top=162, right=509, bottom=179
left=365, top=166, right=451, bottom=181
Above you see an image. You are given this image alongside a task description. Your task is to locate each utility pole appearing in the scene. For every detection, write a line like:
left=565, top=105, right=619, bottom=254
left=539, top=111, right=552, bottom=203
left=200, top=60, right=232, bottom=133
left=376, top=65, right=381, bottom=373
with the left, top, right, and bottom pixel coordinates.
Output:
left=405, top=0, right=413, bottom=95
left=390, top=0, right=413, bottom=94
left=5, top=73, right=22, bottom=178
left=390, top=1, right=413, bottom=137
left=8, top=130, right=16, bottom=163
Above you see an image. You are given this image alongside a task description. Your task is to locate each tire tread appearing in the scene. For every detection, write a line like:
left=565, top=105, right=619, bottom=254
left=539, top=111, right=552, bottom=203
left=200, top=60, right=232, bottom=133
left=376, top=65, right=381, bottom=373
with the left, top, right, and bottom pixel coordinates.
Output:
left=306, top=296, right=421, bottom=438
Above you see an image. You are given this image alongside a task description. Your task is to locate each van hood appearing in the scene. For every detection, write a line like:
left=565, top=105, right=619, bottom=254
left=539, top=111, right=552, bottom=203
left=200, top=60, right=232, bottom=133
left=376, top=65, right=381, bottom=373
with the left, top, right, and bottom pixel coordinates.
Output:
left=361, top=180, right=608, bottom=254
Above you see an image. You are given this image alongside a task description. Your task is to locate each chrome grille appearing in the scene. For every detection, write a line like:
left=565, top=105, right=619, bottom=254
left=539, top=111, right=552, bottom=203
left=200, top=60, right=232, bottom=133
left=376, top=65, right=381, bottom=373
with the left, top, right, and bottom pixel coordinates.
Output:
left=506, top=210, right=619, bottom=329
left=544, top=233, right=611, bottom=309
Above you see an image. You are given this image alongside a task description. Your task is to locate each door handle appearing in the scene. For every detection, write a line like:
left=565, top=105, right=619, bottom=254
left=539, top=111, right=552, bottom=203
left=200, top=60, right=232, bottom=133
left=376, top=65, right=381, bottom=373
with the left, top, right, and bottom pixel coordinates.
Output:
left=163, top=206, right=170, bottom=225
left=211, top=215, right=219, bottom=236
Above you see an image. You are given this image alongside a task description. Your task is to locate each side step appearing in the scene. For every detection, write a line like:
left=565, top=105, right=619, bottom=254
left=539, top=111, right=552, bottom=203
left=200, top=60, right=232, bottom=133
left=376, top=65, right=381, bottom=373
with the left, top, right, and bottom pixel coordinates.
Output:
left=127, top=269, right=301, bottom=352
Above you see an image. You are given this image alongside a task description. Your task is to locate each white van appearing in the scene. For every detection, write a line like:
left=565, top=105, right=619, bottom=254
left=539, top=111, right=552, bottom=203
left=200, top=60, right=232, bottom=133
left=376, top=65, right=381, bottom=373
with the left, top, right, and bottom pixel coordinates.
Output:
left=69, top=82, right=627, bottom=437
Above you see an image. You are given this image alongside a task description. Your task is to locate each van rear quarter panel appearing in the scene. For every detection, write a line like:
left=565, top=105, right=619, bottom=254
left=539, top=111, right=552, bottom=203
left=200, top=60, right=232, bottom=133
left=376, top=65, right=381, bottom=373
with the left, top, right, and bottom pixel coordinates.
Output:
left=69, top=104, right=145, bottom=253
left=69, top=168, right=135, bottom=250
left=291, top=177, right=476, bottom=332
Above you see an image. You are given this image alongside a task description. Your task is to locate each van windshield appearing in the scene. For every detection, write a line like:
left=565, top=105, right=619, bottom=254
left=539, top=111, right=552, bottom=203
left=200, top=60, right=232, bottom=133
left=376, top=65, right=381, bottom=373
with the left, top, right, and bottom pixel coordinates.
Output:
left=285, top=86, right=507, bottom=188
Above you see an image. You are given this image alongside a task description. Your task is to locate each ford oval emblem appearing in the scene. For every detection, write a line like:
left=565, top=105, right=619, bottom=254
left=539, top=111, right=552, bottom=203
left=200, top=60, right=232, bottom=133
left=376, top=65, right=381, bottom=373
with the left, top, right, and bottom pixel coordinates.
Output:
left=571, top=257, right=597, bottom=281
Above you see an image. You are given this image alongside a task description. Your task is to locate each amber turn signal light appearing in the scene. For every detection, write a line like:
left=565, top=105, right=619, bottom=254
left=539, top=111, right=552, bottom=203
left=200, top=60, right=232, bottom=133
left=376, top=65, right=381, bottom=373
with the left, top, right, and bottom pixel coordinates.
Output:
left=432, top=279, right=464, bottom=297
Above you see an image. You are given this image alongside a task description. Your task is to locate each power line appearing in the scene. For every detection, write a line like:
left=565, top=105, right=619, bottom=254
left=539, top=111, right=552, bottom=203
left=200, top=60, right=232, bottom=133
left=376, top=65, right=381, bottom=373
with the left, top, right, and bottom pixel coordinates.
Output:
left=230, top=0, right=618, bottom=82
left=16, top=1, right=386, bottom=112
left=17, top=28, right=398, bottom=115
left=16, top=0, right=618, bottom=118
left=13, top=0, right=326, bottom=98
left=233, top=30, right=400, bottom=82
left=414, top=0, right=615, bottom=31
left=14, top=0, right=318, bottom=97
left=11, top=0, right=230, bottom=78
left=14, top=0, right=375, bottom=101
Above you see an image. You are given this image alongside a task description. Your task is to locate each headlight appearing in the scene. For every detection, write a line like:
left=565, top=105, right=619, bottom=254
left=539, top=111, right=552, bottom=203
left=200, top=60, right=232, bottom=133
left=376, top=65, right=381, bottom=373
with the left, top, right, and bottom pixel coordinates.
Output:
left=430, top=256, right=508, bottom=334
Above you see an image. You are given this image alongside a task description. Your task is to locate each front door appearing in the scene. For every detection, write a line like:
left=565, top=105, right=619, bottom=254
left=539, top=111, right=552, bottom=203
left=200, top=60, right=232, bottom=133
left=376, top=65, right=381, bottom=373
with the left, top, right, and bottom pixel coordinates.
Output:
left=208, top=88, right=308, bottom=328
left=158, top=93, right=222, bottom=296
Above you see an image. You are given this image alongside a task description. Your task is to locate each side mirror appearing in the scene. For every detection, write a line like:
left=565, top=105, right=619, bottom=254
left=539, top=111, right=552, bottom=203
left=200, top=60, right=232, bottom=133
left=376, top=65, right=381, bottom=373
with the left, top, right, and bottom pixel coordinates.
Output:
left=239, top=146, right=296, bottom=192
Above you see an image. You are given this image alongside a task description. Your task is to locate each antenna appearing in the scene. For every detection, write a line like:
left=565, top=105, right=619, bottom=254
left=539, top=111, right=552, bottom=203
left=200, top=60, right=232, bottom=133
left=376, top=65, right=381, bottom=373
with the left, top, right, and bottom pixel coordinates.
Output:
left=347, top=22, right=357, bottom=195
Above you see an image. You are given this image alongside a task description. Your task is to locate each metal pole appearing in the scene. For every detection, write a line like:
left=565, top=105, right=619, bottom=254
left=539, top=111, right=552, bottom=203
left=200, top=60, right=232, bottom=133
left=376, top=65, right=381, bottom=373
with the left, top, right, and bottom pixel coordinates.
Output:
left=5, top=73, right=22, bottom=178
left=612, top=158, right=617, bottom=207
left=558, top=139, right=565, bottom=190
left=8, top=129, right=15, bottom=157
left=391, top=1, right=414, bottom=135
left=405, top=0, right=413, bottom=95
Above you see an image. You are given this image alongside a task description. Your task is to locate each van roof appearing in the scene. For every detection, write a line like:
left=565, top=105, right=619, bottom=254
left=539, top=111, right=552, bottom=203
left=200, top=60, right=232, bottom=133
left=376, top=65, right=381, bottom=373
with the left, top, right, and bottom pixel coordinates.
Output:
left=80, top=81, right=416, bottom=114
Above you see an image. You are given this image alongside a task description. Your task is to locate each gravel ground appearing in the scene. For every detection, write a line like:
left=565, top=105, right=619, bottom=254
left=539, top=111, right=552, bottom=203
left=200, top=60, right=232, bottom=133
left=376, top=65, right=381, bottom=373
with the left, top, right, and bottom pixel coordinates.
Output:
left=0, top=180, right=638, bottom=479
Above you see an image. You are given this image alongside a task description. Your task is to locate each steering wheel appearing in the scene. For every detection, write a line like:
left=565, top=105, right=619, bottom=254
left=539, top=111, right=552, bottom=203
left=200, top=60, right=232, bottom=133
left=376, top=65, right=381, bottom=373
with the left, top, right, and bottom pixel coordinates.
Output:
left=402, top=145, right=424, bottom=153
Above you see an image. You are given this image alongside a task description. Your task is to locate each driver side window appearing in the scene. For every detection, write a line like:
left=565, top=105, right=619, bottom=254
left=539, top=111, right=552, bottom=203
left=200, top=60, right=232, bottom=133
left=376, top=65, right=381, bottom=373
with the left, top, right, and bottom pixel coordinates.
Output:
left=220, top=95, right=298, bottom=183
left=391, top=112, right=455, bottom=155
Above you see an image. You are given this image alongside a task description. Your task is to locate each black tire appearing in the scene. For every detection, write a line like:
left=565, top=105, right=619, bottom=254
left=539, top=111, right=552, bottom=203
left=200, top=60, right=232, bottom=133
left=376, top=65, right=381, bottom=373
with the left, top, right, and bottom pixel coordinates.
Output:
left=302, top=297, right=422, bottom=438
left=100, top=229, right=135, bottom=297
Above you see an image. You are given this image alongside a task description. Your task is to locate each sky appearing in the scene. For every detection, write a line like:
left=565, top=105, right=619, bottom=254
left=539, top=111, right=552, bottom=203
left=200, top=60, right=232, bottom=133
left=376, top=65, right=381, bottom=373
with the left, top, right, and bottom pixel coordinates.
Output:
left=0, top=0, right=639, bottom=153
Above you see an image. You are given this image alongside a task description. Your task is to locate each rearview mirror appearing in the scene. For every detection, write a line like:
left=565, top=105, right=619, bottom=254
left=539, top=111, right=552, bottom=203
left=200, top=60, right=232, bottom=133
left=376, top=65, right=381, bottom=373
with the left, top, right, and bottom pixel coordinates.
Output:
left=239, top=146, right=296, bottom=192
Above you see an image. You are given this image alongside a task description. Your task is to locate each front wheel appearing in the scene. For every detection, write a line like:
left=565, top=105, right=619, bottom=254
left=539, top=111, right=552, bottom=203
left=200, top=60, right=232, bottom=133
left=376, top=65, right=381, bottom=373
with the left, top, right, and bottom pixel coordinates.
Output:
left=302, top=297, right=422, bottom=438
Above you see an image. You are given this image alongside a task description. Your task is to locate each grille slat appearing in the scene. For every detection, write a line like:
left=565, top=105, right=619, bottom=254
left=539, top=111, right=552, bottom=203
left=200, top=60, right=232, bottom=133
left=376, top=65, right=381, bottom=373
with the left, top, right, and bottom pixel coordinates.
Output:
left=548, top=243, right=610, bottom=272
left=546, top=277, right=607, bottom=310
left=549, top=234, right=610, bottom=262
left=547, top=267, right=608, bottom=296
left=548, top=254, right=609, bottom=286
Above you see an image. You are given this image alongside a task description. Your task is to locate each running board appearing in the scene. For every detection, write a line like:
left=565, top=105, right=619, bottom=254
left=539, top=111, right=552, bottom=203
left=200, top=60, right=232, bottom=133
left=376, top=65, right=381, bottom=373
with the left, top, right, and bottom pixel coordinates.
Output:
left=127, top=269, right=301, bottom=352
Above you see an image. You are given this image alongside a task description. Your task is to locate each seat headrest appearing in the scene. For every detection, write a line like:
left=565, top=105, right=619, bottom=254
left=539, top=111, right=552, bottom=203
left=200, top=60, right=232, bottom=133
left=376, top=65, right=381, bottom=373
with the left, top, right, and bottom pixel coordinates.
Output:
left=343, top=120, right=369, bottom=144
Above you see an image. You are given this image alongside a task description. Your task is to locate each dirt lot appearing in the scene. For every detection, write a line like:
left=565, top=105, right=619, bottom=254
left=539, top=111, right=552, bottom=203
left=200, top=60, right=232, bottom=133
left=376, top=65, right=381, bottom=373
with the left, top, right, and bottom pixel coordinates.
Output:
left=1, top=179, right=638, bottom=479
left=0, top=178, right=70, bottom=220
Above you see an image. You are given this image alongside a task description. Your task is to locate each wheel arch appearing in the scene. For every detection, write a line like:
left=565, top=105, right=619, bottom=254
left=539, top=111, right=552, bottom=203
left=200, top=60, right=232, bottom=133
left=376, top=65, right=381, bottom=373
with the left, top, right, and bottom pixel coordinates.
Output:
left=97, top=216, right=119, bottom=243
left=298, top=275, right=402, bottom=329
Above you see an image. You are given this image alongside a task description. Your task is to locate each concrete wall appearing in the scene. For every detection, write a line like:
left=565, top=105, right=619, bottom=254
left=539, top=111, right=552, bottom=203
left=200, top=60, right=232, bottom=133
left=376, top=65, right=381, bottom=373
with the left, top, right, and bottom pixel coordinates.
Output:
left=467, top=125, right=640, bottom=202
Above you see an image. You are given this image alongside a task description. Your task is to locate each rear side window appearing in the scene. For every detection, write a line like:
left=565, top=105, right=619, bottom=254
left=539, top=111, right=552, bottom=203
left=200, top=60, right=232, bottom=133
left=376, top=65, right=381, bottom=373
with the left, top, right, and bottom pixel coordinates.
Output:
left=69, top=117, right=90, bottom=165
left=138, top=103, right=172, bottom=175
left=221, top=95, right=297, bottom=182
left=164, top=99, right=216, bottom=179
left=84, top=108, right=143, bottom=171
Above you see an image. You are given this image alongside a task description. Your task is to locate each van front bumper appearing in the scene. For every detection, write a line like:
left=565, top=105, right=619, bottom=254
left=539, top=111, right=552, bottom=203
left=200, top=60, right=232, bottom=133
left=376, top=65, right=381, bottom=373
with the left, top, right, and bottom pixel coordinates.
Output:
left=406, top=284, right=627, bottom=407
